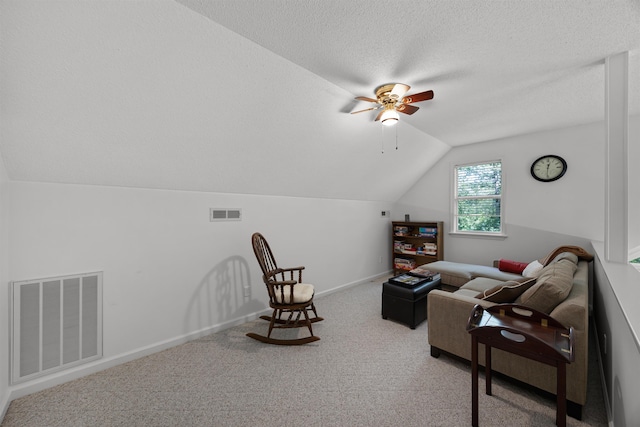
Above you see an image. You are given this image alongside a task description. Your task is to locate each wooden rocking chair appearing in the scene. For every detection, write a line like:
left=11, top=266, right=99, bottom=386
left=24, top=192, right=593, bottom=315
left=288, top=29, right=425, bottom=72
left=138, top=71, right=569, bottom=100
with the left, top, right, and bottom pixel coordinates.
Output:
left=246, top=232, right=323, bottom=345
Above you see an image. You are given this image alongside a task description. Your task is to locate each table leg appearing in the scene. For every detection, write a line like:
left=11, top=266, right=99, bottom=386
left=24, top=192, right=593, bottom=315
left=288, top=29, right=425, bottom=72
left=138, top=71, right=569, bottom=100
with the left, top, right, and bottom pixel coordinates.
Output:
left=485, top=344, right=492, bottom=396
left=472, top=335, right=479, bottom=427
left=557, top=362, right=566, bottom=427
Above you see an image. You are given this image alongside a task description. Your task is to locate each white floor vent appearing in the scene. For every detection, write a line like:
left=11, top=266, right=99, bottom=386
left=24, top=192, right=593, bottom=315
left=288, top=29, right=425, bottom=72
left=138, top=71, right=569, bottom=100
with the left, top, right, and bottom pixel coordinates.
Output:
left=11, top=272, right=103, bottom=384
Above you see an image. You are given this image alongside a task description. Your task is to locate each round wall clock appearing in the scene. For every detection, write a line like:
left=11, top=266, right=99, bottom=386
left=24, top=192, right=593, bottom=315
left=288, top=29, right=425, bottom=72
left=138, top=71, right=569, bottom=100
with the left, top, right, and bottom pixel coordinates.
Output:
left=530, top=155, right=567, bottom=182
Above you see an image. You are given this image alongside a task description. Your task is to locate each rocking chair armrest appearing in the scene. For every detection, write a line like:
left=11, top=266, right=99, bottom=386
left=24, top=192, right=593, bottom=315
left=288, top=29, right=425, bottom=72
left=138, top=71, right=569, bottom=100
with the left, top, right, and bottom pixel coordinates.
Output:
left=279, top=266, right=305, bottom=273
left=277, top=266, right=305, bottom=282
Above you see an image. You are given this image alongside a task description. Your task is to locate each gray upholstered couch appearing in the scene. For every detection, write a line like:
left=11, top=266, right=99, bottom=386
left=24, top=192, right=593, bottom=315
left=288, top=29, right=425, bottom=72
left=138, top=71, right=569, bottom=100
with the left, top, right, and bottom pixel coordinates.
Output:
left=425, top=249, right=592, bottom=418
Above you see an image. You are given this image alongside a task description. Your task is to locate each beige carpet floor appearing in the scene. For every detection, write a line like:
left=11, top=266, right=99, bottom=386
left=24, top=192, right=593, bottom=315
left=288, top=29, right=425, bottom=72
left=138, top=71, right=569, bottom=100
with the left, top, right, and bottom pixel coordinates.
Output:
left=2, top=277, right=608, bottom=426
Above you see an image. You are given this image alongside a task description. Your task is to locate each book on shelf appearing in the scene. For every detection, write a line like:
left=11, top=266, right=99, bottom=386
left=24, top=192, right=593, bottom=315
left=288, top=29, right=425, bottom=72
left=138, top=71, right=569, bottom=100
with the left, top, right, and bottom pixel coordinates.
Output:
left=418, top=226, right=438, bottom=237
left=393, top=226, right=410, bottom=236
left=394, top=242, right=421, bottom=255
left=394, top=258, right=416, bottom=270
left=417, top=243, right=437, bottom=255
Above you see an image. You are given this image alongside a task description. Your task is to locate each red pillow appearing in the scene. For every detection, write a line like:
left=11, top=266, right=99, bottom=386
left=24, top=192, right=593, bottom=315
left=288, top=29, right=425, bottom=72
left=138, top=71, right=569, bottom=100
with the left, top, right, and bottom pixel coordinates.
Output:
left=498, top=259, right=528, bottom=274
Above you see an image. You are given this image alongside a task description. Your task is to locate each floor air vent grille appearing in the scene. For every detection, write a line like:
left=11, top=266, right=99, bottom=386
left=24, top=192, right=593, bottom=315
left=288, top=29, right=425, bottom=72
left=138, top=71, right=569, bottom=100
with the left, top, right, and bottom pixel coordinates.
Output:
left=11, top=272, right=103, bottom=384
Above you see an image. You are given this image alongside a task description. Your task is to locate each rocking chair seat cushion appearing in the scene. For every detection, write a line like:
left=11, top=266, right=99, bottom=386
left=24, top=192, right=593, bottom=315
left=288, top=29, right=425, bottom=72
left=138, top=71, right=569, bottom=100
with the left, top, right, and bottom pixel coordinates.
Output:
left=273, top=283, right=315, bottom=304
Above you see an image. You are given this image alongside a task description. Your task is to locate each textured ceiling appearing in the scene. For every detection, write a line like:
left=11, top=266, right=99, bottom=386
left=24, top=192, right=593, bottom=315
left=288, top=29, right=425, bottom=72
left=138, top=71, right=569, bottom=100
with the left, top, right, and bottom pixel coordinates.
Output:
left=0, top=1, right=638, bottom=202
left=178, top=0, right=640, bottom=145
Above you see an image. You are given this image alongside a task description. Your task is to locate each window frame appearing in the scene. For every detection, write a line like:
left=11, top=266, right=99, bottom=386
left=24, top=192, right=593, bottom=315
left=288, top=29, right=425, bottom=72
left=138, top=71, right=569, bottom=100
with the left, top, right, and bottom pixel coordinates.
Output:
left=630, top=247, right=640, bottom=271
left=451, top=159, right=506, bottom=237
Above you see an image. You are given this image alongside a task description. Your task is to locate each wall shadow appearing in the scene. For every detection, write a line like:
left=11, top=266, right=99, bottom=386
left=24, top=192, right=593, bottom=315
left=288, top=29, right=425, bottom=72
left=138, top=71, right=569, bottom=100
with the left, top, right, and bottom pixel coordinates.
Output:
left=183, top=256, right=266, bottom=336
left=613, top=376, right=626, bottom=427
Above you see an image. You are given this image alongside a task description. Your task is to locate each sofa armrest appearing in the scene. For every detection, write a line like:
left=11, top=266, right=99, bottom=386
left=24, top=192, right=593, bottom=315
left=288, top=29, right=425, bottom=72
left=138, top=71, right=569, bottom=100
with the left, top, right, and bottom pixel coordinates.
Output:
left=427, top=290, right=495, bottom=359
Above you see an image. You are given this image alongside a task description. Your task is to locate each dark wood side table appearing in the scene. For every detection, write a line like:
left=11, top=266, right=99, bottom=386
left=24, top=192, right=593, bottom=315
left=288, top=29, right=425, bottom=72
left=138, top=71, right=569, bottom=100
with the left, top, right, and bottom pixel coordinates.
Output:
left=466, top=304, right=574, bottom=427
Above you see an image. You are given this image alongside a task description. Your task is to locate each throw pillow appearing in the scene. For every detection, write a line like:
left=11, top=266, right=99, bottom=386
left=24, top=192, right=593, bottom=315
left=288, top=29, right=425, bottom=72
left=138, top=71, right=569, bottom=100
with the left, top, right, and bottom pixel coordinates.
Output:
left=522, top=260, right=544, bottom=277
left=498, top=259, right=529, bottom=274
left=515, top=259, right=577, bottom=313
left=478, top=278, right=537, bottom=303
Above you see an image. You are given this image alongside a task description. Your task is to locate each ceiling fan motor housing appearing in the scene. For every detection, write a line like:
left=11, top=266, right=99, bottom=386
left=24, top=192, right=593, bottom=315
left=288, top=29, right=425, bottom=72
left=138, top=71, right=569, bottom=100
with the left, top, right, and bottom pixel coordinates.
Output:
left=375, top=83, right=409, bottom=101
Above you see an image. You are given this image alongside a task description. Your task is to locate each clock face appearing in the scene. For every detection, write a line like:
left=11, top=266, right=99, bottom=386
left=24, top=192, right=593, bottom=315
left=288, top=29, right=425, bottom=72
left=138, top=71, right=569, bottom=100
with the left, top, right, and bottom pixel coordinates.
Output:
left=531, top=155, right=567, bottom=182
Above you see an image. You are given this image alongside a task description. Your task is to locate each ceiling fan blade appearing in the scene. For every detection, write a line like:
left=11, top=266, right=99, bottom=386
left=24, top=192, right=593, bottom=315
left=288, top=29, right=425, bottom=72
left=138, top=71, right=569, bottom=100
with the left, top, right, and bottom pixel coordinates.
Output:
left=401, top=90, right=434, bottom=104
left=396, top=104, right=419, bottom=115
left=350, top=106, right=380, bottom=115
left=355, top=96, right=379, bottom=103
left=390, top=83, right=410, bottom=99
left=374, top=111, right=384, bottom=122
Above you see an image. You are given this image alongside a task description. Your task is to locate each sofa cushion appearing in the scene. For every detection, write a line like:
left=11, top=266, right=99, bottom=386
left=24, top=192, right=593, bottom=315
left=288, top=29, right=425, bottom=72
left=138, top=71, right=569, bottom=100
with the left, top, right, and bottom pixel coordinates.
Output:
left=479, top=278, right=537, bottom=303
left=459, top=277, right=505, bottom=293
left=455, top=288, right=485, bottom=298
left=425, top=260, right=523, bottom=287
left=539, top=245, right=593, bottom=266
left=421, top=261, right=475, bottom=287
left=515, top=259, right=577, bottom=313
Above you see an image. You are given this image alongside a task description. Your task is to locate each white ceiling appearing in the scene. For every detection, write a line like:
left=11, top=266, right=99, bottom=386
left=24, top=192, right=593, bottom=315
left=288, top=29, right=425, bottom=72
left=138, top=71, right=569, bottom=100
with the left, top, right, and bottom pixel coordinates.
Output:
left=1, top=1, right=638, bottom=202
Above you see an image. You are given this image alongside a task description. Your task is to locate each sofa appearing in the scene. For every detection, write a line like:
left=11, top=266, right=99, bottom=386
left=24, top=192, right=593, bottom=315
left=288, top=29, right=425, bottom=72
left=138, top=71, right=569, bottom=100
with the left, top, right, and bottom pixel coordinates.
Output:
left=425, top=246, right=593, bottom=419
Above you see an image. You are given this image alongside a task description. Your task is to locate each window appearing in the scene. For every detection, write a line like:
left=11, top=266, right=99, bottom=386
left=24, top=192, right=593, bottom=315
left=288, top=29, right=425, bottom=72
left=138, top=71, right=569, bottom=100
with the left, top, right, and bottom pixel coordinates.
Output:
left=453, top=161, right=503, bottom=235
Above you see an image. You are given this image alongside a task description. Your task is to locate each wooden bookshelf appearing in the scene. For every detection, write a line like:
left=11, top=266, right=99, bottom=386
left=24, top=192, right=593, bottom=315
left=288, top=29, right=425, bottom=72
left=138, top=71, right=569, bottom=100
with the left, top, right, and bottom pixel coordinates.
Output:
left=392, top=221, right=443, bottom=275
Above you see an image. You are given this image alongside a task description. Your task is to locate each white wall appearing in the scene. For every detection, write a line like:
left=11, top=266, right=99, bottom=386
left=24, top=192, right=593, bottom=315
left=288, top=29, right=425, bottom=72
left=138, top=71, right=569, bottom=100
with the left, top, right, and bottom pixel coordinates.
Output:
left=395, top=121, right=608, bottom=264
left=0, top=154, right=9, bottom=418
left=6, top=181, right=392, bottom=397
left=628, top=116, right=640, bottom=257
left=592, top=243, right=640, bottom=426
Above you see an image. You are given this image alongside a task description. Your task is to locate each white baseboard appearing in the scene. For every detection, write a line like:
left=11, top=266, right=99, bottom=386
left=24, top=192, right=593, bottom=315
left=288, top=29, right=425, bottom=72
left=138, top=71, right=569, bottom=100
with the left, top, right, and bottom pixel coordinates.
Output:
left=0, top=391, right=9, bottom=425
left=315, top=270, right=392, bottom=299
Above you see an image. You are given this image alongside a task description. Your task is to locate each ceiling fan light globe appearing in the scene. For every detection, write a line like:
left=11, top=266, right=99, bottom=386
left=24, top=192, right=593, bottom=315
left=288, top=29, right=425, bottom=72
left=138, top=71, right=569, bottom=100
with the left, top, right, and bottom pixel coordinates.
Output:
left=380, top=109, right=399, bottom=126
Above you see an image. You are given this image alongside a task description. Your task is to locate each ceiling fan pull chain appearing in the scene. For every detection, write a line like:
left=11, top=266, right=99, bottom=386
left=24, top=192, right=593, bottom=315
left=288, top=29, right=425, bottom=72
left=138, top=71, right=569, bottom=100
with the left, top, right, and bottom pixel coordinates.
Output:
left=395, top=123, right=398, bottom=150
left=381, top=124, right=384, bottom=153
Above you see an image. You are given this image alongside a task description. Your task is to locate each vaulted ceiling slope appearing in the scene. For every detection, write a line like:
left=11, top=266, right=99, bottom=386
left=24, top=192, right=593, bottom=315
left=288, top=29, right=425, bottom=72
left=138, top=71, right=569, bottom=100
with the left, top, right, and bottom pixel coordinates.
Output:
left=1, top=1, right=638, bottom=202
left=180, top=0, right=640, bottom=145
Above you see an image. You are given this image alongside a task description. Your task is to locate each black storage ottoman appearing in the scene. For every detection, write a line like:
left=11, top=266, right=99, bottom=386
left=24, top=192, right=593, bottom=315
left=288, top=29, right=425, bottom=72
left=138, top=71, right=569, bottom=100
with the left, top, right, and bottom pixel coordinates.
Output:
left=381, top=277, right=441, bottom=329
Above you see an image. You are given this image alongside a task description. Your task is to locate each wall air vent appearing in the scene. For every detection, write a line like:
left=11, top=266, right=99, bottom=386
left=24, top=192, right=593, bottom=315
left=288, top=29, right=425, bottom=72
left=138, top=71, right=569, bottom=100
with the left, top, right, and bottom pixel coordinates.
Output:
left=10, top=272, right=103, bottom=384
left=210, top=208, right=242, bottom=222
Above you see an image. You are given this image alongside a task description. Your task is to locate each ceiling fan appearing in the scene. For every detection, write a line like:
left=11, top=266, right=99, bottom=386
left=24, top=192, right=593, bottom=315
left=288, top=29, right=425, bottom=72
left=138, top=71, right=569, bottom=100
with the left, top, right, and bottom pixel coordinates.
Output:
left=351, top=83, right=434, bottom=126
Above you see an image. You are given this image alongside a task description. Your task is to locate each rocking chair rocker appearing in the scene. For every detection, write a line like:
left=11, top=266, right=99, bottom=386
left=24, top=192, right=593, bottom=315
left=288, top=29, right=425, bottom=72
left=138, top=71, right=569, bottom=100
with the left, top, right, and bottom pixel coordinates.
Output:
left=247, top=232, right=323, bottom=345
